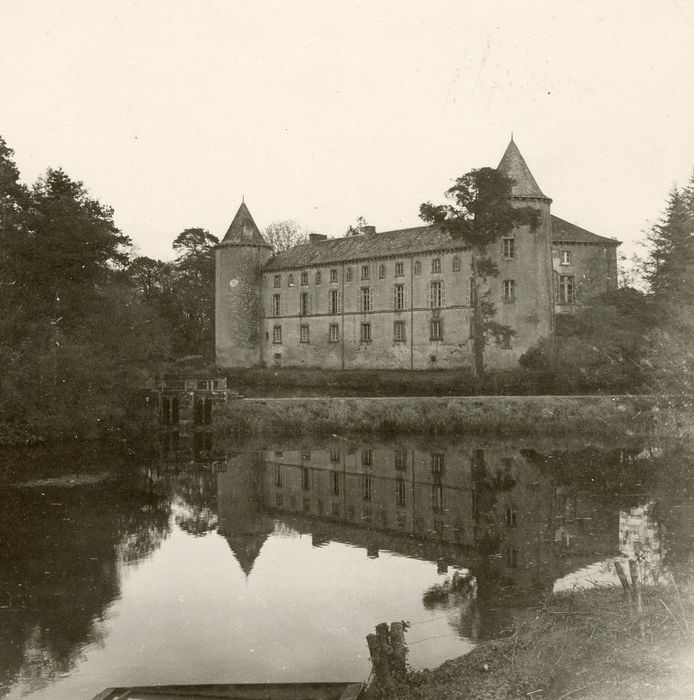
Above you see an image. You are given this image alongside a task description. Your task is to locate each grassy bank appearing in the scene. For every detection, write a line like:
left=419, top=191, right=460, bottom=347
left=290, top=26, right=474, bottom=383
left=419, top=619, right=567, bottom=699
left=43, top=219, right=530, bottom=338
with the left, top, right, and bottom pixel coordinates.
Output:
left=380, top=567, right=694, bottom=699
left=213, top=395, right=691, bottom=439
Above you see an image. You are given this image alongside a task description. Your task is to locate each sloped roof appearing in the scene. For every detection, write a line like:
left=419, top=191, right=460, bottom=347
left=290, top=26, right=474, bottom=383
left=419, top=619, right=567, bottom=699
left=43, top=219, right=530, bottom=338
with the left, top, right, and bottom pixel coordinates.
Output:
left=551, top=215, right=619, bottom=245
left=497, top=139, right=549, bottom=200
left=264, top=216, right=618, bottom=270
left=220, top=202, right=271, bottom=247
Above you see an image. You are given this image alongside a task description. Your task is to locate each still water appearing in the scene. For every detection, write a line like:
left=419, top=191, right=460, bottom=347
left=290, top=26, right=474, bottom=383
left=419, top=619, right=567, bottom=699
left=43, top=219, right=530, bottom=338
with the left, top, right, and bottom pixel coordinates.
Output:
left=1, top=431, right=693, bottom=699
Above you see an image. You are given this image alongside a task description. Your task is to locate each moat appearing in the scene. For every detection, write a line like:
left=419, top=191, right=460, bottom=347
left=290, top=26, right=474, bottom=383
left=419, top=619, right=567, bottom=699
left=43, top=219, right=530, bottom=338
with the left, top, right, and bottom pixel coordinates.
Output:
left=1, top=430, right=692, bottom=699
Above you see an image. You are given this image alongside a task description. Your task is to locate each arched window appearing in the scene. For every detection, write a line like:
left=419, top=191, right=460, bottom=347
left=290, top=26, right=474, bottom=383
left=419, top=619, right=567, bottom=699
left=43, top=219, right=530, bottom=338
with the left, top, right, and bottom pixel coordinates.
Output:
left=288, top=273, right=294, bottom=287
left=379, top=264, right=386, bottom=279
left=346, top=267, right=353, bottom=282
left=315, top=270, right=322, bottom=284
left=452, top=256, right=461, bottom=272
left=414, top=260, right=421, bottom=275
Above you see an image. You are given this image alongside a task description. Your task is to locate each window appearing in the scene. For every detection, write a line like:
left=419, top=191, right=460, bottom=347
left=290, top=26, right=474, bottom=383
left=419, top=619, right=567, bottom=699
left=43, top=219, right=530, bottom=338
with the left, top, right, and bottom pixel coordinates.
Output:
left=431, top=258, right=442, bottom=273
left=360, top=322, right=371, bottom=342
left=414, top=260, right=421, bottom=275
left=331, top=471, right=341, bottom=496
left=300, top=292, right=310, bottom=316
left=395, top=261, right=404, bottom=277
left=273, top=325, right=282, bottom=344
left=430, top=281, right=443, bottom=308
left=393, top=284, right=405, bottom=310
left=275, top=493, right=284, bottom=507
left=452, top=256, right=461, bottom=272
left=329, top=289, right=340, bottom=314
left=300, top=324, right=310, bottom=343
left=329, top=323, right=340, bottom=342
left=503, top=279, right=516, bottom=302
left=561, top=249, right=572, bottom=265
left=273, top=274, right=281, bottom=288
left=301, top=271, right=309, bottom=286
left=361, top=264, right=370, bottom=280
left=395, top=479, right=407, bottom=508
left=431, top=453, right=444, bottom=474
left=559, top=274, right=575, bottom=304
left=288, top=273, right=294, bottom=287
left=394, top=320, right=406, bottom=343
left=359, top=287, right=372, bottom=311
left=303, top=497, right=311, bottom=513
left=331, top=502, right=341, bottom=517
left=362, top=449, right=372, bottom=465
left=394, top=448, right=406, bottom=471
left=330, top=268, right=338, bottom=283
left=501, top=331, right=512, bottom=350
left=503, top=238, right=516, bottom=259
left=361, top=475, right=373, bottom=501
left=330, top=448, right=340, bottom=462
left=302, top=467, right=311, bottom=490
left=430, top=319, right=443, bottom=340
left=432, top=485, right=444, bottom=514
left=379, top=264, right=386, bottom=279
left=505, top=505, right=517, bottom=528
left=272, top=294, right=281, bottom=317
left=346, top=267, right=353, bottom=281
left=468, top=278, right=476, bottom=306
left=275, top=464, right=283, bottom=487
left=315, top=270, right=322, bottom=284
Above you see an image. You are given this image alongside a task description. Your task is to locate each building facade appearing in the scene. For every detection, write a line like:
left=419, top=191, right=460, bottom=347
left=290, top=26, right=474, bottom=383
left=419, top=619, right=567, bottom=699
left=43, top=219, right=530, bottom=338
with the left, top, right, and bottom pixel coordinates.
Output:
left=215, top=140, right=619, bottom=369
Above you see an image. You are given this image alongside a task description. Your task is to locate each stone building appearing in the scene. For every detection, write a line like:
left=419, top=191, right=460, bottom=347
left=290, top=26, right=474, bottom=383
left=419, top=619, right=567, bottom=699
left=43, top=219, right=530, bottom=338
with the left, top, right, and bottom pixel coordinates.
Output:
left=215, top=140, right=619, bottom=369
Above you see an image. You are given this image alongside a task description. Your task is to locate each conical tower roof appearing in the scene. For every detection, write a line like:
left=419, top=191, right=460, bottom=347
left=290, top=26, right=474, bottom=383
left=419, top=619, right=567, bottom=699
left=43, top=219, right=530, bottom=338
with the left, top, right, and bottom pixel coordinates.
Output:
left=223, top=530, right=271, bottom=577
left=220, top=202, right=271, bottom=247
left=497, top=139, right=550, bottom=200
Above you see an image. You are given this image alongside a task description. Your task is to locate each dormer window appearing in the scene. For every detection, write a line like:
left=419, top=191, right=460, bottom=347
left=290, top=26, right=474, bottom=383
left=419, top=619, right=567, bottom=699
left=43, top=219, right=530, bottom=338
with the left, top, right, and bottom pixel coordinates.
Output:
left=561, top=250, right=572, bottom=265
left=431, top=258, right=442, bottom=274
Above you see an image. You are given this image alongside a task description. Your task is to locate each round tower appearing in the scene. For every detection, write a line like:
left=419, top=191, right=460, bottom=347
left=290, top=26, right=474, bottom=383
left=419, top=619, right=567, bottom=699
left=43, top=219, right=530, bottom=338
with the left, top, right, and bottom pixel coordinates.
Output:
left=215, top=202, right=272, bottom=367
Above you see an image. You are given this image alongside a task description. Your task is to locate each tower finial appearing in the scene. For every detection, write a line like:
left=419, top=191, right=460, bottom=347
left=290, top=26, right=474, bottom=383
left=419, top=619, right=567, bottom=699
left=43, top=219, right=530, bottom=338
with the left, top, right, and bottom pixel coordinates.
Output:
left=242, top=194, right=245, bottom=204
left=510, top=131, right=514, bottom=143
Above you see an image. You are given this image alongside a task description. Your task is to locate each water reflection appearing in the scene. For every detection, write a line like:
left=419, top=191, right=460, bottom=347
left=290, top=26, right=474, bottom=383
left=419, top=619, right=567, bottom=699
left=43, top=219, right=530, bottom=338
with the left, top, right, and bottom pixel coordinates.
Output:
left=1, top=432, right=693, bottom=699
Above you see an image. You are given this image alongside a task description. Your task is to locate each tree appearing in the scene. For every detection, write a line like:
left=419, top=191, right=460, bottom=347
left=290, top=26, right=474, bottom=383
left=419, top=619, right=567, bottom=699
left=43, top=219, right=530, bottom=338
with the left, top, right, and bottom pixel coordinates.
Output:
left=420, top=168, right=539, bottom=378
left=345, top=215, right=369, bottom=236
left=263, top=219, right=310, bottom=254
left=171, top=228, right=219, bottom=359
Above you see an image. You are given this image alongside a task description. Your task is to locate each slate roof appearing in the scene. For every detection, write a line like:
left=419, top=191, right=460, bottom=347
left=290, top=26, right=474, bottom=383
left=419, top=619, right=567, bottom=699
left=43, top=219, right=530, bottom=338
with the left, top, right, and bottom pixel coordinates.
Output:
left=497, top=139, right=549, bottom=199
left=264, top=216, right=618, bottom=270
left=551, top=215, right=619, bottom=246
left=220, top=202, right=271, bottom=247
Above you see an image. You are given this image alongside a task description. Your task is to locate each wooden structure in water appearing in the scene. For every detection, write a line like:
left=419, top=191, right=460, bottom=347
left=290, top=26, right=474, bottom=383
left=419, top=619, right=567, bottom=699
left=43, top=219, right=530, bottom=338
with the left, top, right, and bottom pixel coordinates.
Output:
left=93, top=681, right=363, bottom=699
left=158, top=377, right=236, bottom=427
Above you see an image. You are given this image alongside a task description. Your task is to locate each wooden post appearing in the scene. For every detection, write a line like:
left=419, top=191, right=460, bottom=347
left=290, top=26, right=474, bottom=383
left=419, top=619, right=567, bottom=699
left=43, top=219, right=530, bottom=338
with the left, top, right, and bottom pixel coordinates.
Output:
left=367, top=628, right=394, bottom=697
left=614, top=560, right=632, bottom=606
left=629, top=558, right=646, bottom=640
left=389, top=622, right=407, bottom=679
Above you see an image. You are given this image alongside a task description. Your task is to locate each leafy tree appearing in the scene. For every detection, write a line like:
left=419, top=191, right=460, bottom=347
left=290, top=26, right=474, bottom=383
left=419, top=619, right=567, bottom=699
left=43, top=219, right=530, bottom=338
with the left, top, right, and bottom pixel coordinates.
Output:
left=345, top=215, right=369, bottom=236
left=263, top=219, right=310, bottom=254
left=420, top=168, right=539, bottom=378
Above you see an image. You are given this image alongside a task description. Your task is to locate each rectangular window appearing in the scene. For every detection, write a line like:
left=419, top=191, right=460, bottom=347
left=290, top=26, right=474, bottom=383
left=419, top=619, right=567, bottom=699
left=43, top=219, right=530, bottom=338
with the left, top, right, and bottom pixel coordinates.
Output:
left=329, top=323, right=340, bottom=342
left=331, top=471, right=341, bottom=496
left=430, top=319, right=443, bottom=340
left=362, top=449, right=372, bottom=466
left=330, top=268, right=338, bottom=283
left=561, top=249, right=572, bottom=265
left=275, top=464, right=283, bottom=487
left=452, top=256, right=461, bottom=271
left=273, top=274, right=281, bottom=288
left=301, top=271, right=309, bottom=286
left=288, top=273, right=294, bottom=287
left=431, top=258, right=442, bottom=273
left=300, top=324, right=310, bottom=343
left=503, top=238, right=516, bottom=259
left=431, top=453, right=444, bottom=473
left=395, top=261, right=404, bottom=277
left=302, top=467, right=310, bottom=491
left=300, top=291, right=310, bottom=315
left=395, top=479, right=407, bottom=508
left=360, top=322, right=372, bottom=342
left=393, top=320, right=406, bottom=342
left=329, top=289, right=340, bottom=314
left=468, top=278, right=476, bottom=306
left=393, top=284, right=405, bottom=310
left=432, top=485, right=444, bottom=514
left=560, top=274, right=575, bottom=304
left=330, top=448, right=340, bottom=462
left=503, top=279, right=516, bottom=302
left=273, top=325, right=282, bottom=344
left=315, top=270, right=322, bottom=284
left=361, top=475, right=373, bottom=501
left=272, top=294, right=281, bottom=317
left=361, top=264, right=370, bottom=280
left=394, top=449, right=406, bottom=470
left=331, top=501, right=341, bottom=517
left=360, top=287, right=372, bottom=312
left=430, top=281, right=443, bottom=308
left=379, top=264, right=386, bottom=279
left=346, top=267, right=353, bottom=282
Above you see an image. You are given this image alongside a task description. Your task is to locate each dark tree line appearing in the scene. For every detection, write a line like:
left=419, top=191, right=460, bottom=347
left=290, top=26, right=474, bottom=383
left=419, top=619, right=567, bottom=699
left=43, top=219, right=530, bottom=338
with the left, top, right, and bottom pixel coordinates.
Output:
left=0, top=136, right=217, bottom=443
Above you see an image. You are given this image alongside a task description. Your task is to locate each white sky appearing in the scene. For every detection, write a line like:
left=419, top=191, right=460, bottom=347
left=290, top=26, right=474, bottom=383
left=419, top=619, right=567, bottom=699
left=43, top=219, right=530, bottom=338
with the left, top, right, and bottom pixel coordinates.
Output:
left=2, top=0, right=693, bottom=262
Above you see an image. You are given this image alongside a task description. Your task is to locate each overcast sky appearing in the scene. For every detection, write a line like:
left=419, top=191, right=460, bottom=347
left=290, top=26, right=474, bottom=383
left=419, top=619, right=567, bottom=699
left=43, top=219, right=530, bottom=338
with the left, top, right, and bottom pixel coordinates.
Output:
left=2, top=1, right=693, bottom=262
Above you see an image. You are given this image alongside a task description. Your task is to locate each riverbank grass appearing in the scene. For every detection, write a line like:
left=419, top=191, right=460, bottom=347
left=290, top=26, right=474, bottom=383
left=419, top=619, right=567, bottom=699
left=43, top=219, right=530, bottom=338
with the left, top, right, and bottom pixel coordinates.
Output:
left=385, top=571, right=694, bottom=699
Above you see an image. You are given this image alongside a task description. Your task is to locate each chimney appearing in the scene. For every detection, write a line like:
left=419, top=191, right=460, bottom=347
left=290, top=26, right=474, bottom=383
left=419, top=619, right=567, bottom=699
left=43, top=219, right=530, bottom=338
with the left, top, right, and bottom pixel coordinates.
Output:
left=309, top=233, right=328, bottom=243
left=362, top=225, right=376, bottom=236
